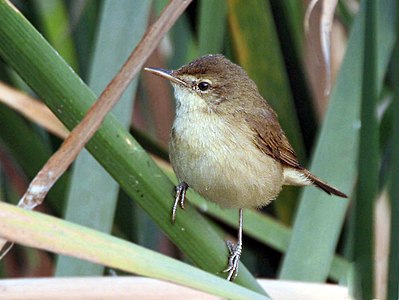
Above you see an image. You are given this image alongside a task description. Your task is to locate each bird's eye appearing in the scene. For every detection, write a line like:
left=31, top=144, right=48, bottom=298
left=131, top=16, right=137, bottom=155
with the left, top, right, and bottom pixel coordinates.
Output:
left=198, top=81, right=210, bottom=91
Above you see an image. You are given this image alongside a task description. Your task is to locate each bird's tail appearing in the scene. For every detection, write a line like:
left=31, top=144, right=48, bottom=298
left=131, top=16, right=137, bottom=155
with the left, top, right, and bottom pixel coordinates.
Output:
left=304, top=170, right=347, bottom=198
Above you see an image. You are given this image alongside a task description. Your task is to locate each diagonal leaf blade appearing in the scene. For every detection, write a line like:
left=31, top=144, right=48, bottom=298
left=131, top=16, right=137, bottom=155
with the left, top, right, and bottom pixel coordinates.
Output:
left=0, top=0, right=265, bottom=294
left=0, top=201, right=268, bottom=300
left=55, top=0, right=152, bottom=276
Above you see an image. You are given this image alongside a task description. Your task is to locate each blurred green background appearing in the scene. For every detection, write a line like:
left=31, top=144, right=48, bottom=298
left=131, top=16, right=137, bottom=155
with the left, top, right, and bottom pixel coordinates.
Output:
left=0, top=0, right=397, bottom=299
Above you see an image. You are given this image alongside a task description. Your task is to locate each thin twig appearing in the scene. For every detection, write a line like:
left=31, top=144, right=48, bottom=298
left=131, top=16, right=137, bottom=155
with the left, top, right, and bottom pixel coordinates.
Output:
left=0, top=0, right=192, bottom=255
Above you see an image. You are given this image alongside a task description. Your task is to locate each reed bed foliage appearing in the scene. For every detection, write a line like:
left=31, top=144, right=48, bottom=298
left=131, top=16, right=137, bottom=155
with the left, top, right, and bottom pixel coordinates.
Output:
left=0, top=1, right=397, bottom=299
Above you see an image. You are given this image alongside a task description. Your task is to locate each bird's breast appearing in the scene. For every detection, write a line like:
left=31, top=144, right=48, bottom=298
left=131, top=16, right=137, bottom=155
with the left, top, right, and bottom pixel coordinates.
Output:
left=169, top=111, right=284, bottom=208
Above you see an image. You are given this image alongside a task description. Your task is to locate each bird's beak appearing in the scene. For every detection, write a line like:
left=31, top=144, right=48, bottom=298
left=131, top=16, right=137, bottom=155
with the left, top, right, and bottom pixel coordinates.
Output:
left=144, top=67, right=187, bottom=86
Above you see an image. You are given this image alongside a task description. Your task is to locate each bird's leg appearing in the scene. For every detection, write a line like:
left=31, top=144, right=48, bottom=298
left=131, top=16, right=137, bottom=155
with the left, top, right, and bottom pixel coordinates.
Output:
left=172, top=182, right=189, bottom=223
left=224, top=208, right=243, bottom=281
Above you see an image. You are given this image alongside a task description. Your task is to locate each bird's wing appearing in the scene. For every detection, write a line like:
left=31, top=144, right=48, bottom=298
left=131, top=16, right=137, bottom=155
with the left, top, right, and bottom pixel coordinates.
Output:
left=246, top=108, right=301, bottom=169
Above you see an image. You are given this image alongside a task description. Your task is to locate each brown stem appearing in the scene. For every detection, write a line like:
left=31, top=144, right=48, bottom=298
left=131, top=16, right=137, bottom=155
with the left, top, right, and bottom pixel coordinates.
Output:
left=0, top=0, right=192, bottom=253
left=18, top=0, right=192, bottom=209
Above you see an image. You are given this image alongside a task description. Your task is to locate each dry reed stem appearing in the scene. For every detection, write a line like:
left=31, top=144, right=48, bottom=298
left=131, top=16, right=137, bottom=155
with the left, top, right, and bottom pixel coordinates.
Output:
left=0, top=82, right=69, bottom=138
left=0, top=0, right=192, bottom=255
left=0, top=277, right=348, bottom=299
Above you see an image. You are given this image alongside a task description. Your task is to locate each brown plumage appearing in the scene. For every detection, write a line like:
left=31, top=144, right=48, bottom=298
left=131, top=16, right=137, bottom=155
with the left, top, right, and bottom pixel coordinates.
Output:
left=145, top=54, right=347, bottom=281
left=247, top=103, right=347, bottom=198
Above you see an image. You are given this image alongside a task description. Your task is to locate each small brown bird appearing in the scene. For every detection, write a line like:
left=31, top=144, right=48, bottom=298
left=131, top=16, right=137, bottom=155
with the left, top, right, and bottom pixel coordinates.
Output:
left=145, top=54, right=347, bottom=281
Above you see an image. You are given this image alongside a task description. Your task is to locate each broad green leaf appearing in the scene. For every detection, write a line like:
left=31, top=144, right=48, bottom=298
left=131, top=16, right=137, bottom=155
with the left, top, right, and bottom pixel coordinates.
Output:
left=197, top=0, right=227, bottom=55
left=280, top=0, right=396, bottom=281
left=352, top=1, right=378, bottom=298
left=161, top=164, right=350, bottom=282
left=228, top=0, right=305, bottom=223
left=0, top=202, right=268, bottom=300
left=33, top=0, right=78, bottom=71
left=228, top=0, right=304, bottom=160
left=0, top=1, right=265, bottom=294
left=270, top=0, right=304, bottom=57
left=55, top=0, right=152, bottom=276
left=337, top=0, right=354, bottom=28
left=268, top=1, right=317, bottom=149
left=387, top=8, right=399, bottom=300
left=0, top=104, right=67, bottom=212
left=67, top=0, right=99, bottom=78
left=169, top=14, right=197, bottom=66
left=154, top=0, right=197, bottom=67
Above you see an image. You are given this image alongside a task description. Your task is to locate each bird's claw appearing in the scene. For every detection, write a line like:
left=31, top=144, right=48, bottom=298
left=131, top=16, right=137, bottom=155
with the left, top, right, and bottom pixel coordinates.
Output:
left=172, top=182, right=188, bottom=223
left=223, top=240, right=242, bottom=281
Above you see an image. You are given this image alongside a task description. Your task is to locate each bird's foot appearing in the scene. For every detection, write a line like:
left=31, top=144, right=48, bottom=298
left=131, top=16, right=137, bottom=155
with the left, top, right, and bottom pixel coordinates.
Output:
left=172, top=182, right=189, bottom=223
left=223, top=239, right=242, bottom=281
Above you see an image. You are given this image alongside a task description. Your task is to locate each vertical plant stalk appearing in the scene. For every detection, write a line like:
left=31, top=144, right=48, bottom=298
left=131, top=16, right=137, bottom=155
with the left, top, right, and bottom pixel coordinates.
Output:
left=352, top=0, right=378, bottom=298
left=279, top=0, right=396, bottom=282
left=55, top=0, right=151, bottom=277
left=0, top=0, right=192, bottom=252
left=387, top=8, right=399, bottom=299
